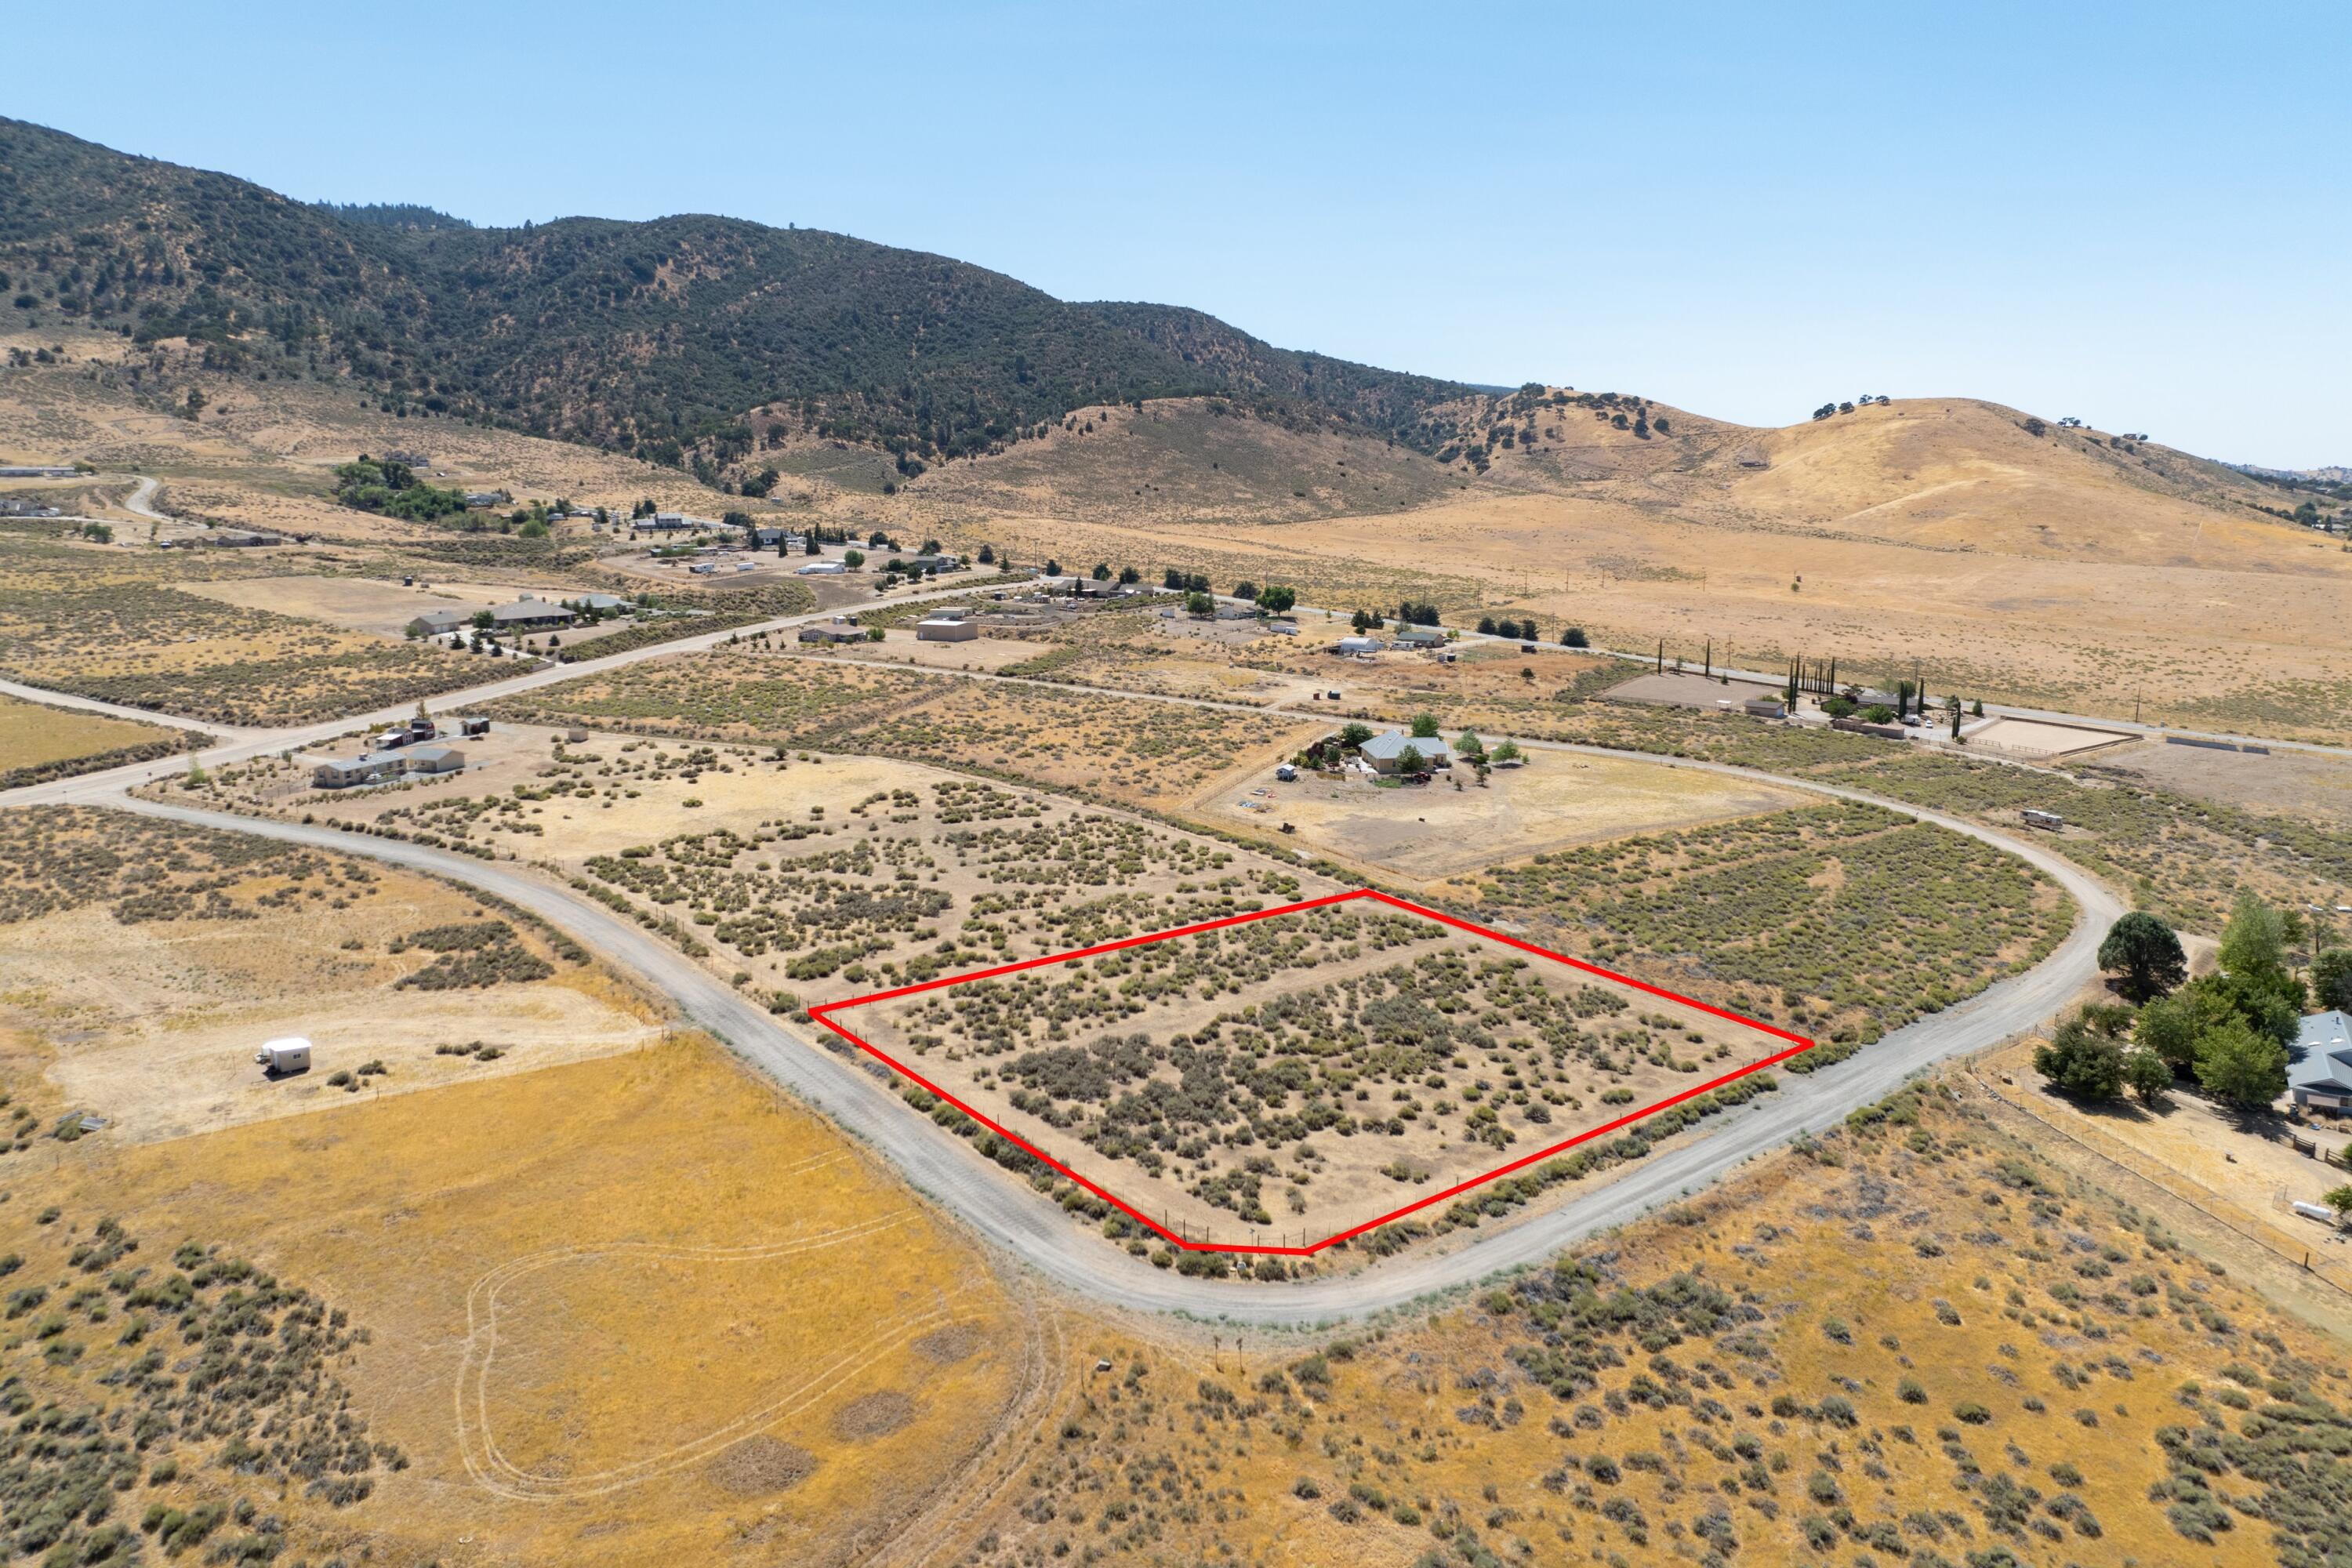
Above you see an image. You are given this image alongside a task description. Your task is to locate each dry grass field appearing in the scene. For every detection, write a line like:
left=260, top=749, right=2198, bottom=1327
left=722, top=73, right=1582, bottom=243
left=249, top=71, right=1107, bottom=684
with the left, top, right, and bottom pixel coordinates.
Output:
left=0, top=805, right=660, bottom=1141
left=0, top=532, right=497, bottom=724
left=0, top=688, right=187, bottom=786
left=939, top=1083, right=2343, bottom=1568
left=0, top=1035, right=1039, bottom=1568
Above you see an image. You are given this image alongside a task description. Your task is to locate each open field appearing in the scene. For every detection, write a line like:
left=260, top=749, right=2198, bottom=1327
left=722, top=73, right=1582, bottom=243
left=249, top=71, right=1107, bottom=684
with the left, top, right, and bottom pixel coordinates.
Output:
left=846, top=898, right=1789, bottom=1247
left=1195, top=748, right=1806, bottom=884
left=0, top=1032, right=1037, bottom=1568
left=481, top=648, right=1327, bottom=808
left=0, top=533, right=495, bottom=724
left=0, top=804, right=660, bottom=1140
left=939, top=1082, right=2339, bottom=1568
left=0, top=688, right=186, bottom=786
left=1465, top=800, right=2073, bottom=1056
left=1966, top=717, right=2138, bottom=758
left=2088, top=738, right=2352, bottom=829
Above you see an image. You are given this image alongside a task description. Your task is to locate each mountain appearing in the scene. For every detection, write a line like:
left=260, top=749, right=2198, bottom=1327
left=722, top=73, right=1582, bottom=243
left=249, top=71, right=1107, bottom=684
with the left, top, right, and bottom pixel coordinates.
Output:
left=309, top=201, right=474, bottom=232
left=0, top=118, right=1470, bottom=472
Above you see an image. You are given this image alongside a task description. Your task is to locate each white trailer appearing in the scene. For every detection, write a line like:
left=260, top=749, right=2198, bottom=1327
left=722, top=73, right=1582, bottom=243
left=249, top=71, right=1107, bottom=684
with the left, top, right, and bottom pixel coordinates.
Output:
left=256, top=1037, right=312, bottom=1076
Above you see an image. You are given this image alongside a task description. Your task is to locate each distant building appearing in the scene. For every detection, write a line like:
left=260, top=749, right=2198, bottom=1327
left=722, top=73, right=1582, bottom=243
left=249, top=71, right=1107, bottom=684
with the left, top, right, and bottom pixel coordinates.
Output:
left=408, top=608, right=469, bottom=637
left=310, top=752, right=407, bottom=789
left=0, top=465, right=78, bottom=479
left=1359, top=731, right=1452, bottom=774
left=798, top=620, right=866, bottom=644
left=1743, top=697, right=1788, bottom=719
left=916, top=615, right=979, bottom=642
left=464, top=492, right=504, bottom=508
left=2290, top=1011, right=2352, bottom=1112
left=1394, top=626, right=1447, bottom=648
left=487, top=597, right=573, bottom=629
left=403, top=744, right=466, bottom=775
left=1331, top=636, right=1383, bottom=656
left=255, top=1037, right=312, bottom=1076
left=797, top=561, right=848, bottom=575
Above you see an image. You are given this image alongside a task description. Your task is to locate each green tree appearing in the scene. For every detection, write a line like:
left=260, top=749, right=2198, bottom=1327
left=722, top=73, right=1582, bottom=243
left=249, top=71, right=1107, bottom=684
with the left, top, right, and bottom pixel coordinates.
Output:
left=1490, top=739, right=1523, bottom=764
left=2194, top=1017, right=2288, bottom=1110
left=2312, top=947, right=2352, bottom=1012
left=1454, top=731, right=1486, bottom=760
left=1185, top=591, right=1214, bottom=616
left=2034, top=1010, right=2128, bottom=1100
left=2098, top=912, right=2187, bottom=1002
left=2325, top=1185, right=2352, bottom=1228
left=2133, top=995, right=2204, bottom=1075
left=1339, top=723, right=1375, bottom=749
left=844, top=549, right=866, bottom=568
left=2122, top=1048, right=2172, bottom=1105
left=2218, top=891, right=2301, bottom=992
left=1396, top=742, right=1426, bottom=775
left=1258, top=585, right=1296, bottom=614
left=1410, top=713, right=1441, bottom=739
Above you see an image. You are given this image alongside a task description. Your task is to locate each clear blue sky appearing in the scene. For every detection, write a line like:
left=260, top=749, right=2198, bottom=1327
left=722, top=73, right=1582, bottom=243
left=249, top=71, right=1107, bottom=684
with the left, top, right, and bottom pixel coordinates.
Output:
left=13, top=1, right=2346, bottom=466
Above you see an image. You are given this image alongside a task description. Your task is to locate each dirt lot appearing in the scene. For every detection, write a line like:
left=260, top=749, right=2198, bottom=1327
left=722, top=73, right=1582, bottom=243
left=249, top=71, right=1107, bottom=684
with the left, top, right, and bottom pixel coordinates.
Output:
left=0, top=805, right=660, bottom=1142
left=1196, top=749, right=1806, bottom=884
left=2089, top=737, right=2352, bottom=828
left=1600, top=670, right=1783, bottom=710
left=792, top=626, right=1058, bottom=673
left=1967, top=716, right=2138, bottom=757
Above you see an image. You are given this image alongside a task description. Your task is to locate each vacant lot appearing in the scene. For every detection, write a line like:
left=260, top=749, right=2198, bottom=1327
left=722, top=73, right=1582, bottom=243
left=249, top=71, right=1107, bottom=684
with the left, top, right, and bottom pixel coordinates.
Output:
left=1466, top=800, right=2073, bottom=1054
left=0, top=535, right=493, bottom=724
left=485, top=650, right=1325, bottom=808
left=2089, top=738, right=2352, bottom=829
left=850, top=900, right=1786, bottom=1247
left=179, top=572, right=524, bottom=639
left=0, top=805, right=659, bottom=1140
left=0, top=688, right=187, bottom=786
left=0, top=1033, right=1036, bottom=1568
left=1196, top=749, right=1806, bottom=884
left=951, top=1083, right=2321, bottom=1568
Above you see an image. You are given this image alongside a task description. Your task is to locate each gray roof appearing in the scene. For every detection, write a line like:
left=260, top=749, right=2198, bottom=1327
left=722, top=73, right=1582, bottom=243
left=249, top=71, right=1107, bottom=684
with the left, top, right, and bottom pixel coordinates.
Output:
left=1360, top=731, right=1451, bottom=764
left=405, top=745, right=463, bottom=765
left=2290, top=1011, right=2352, bottom=1094
left=489, top=600, right=571, bottom=624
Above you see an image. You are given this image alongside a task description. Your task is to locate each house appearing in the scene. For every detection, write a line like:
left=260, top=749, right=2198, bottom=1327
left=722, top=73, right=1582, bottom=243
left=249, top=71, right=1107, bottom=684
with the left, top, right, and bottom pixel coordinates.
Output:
left=403, top=744, right=466, bottom=775
left=916, top=615, right=979, bottom=642
left=798, top=620, right=866, bottom=644
left=1331, top=636, right=1383, bottom=656
left=407, top=608, right=469, bottom=637
left=310, top=751, right=407, bottom=789
left=1072, top=576, right=1120, bottom=598
left=898, top=555, right=954, bottom=575
left=488, top=597, right=574, bottom=629
left=0, top=465, right=78, bottom=479
left=796, top=561, right=848, bottom=575
left=563, top=592, right=630, bottom=614
left=1213, top=601, right=1256, bottom=620
left=1359, top=731, right=1453, bottom=774
left=1395, top=626, right=1448, bottom=648
left=464, top=492, right=504, bottom=508
left=209, top=529, right=283, bottom=547
left=2289, top=1011, right=2352, bottom=1112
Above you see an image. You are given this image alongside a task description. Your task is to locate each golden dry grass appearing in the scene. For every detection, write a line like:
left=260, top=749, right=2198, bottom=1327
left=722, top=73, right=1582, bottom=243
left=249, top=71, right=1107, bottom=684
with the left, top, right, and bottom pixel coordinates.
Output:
left=1, top=1036, right=1038, bottom=1567
left=0, top=689, right=176, bottom=773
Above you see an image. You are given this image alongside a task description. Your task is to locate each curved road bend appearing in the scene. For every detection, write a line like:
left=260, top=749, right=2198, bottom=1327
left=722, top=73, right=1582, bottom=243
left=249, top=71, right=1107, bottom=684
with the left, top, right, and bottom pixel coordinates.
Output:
left=105, top=742, right=2118, bottom=1327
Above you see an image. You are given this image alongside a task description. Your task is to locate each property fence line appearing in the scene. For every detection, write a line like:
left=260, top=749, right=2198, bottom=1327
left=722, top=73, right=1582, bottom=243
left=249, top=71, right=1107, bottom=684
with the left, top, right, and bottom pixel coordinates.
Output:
left=1968, top=1068, right=2352, bottom=1301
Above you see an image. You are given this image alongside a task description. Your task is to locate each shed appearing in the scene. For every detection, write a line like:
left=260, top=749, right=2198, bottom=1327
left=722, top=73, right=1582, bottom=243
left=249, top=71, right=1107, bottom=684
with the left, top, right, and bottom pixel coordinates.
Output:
left=796, top=561, right=848, bottom=575
left=256, top=1037, right=312, bottom=1076
left=1331, top=636, right=1384, bottom=655
left=404, top=744, right=466, bottom=775
left=408, top=608, right=469, bottom=637
left=1743, top=697, right=1788, bottom=719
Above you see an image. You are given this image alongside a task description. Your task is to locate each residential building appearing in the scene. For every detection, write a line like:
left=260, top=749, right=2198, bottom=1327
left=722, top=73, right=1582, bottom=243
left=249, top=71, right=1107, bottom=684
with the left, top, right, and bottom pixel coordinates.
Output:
left=488, top=597, right=574, bottom=629
left=1395, top=626, right=1447, bottom=648
left=798, top=620, right=866, bottom=644
left=916, top=615, right=979, bottom=642
left=1331, top=636, right=1383, bottom=655
left=310, top=752, right=407, bottom=789
left=407, top=608, right=469, bottom=637
left=1359, top=731, right=1452, bottom=774
left=2289, top=1011, right=2352, bottom=1112
left=403, top=744, right=466, bottom=775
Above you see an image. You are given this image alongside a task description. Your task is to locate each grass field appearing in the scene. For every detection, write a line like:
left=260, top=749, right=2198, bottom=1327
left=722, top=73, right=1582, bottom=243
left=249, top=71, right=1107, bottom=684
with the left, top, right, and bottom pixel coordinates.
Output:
left=0, top=689, right=187, bottom=786
left=0, top=1036, right=1036, bottom=1568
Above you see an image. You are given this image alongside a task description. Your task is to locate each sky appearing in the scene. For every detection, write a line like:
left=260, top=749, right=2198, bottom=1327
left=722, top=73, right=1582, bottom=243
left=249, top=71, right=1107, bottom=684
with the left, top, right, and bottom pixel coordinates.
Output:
left=9, top=1, right=2347, bottom=466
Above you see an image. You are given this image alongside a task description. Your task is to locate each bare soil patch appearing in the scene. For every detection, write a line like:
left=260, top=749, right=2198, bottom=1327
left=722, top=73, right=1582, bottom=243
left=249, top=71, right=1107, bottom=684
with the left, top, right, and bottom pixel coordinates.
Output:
left=705, top=1436, right=818, bottom=1495
left=833, top=1389, right=918, bottom=1441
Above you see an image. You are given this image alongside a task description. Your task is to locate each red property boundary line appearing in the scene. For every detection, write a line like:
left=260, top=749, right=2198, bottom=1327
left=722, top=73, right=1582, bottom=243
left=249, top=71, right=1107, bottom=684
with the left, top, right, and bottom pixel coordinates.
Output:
left=808, top=888, right=1813, bottom=1256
